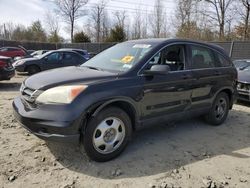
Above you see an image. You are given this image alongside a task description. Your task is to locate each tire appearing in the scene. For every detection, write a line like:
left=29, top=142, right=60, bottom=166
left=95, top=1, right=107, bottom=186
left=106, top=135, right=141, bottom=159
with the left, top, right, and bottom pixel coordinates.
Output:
left=82, top=107, right=132, bottom=162
left=205, top=92, right=229, bottom=126
left=26, top=65, right=40, bottom=75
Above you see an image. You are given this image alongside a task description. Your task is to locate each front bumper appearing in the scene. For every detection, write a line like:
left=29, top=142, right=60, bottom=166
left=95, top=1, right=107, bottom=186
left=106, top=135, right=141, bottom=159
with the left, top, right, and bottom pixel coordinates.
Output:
left=13, top=97, right=84, bottom=143
left=237, top=89, right=250, bottom=102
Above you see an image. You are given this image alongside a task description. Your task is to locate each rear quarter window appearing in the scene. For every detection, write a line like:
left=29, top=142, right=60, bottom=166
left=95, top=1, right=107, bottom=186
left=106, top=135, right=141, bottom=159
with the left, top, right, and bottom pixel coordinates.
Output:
left=190, top=45, right=218, bottom=69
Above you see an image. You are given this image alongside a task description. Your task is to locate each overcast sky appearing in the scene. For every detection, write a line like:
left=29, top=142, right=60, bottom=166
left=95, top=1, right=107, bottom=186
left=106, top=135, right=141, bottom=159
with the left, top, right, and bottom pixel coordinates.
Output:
left=0, top=0, right=175, bottom=39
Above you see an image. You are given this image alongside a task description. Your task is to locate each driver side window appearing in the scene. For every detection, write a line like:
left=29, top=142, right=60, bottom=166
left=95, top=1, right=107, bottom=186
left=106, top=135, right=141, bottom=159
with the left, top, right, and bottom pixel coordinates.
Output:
left=148, top=45, right=185, bottom=72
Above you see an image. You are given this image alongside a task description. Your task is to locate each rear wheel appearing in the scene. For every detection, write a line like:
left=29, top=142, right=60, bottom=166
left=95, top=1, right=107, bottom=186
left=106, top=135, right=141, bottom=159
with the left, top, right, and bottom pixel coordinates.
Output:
left=205, top=92, right=229, bottom=126
left=26, top=65, right=40, bottom=75
left=82, top=107, right=132, bottom=162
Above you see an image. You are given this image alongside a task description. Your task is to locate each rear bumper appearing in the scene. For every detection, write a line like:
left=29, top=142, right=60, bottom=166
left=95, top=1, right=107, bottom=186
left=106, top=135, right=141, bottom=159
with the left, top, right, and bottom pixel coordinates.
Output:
left=0, top=68, right=15, bottom=80
left=13, top=97, right=83, bottom=143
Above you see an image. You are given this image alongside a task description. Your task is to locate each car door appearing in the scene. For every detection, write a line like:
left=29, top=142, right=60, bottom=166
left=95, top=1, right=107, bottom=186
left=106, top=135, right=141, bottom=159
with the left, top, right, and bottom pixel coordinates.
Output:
left=62, top=52, right=83, bottom=67
left=42, top=52, right=63, bottom=70
left=188, top=44, right=225, bottom=110
left=139, top=44, right=194, bottom=121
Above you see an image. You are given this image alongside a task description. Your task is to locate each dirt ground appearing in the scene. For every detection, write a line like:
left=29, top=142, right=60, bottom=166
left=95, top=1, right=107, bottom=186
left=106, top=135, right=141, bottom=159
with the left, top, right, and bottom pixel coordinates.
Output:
left=0, top=75, right=250, bottom=188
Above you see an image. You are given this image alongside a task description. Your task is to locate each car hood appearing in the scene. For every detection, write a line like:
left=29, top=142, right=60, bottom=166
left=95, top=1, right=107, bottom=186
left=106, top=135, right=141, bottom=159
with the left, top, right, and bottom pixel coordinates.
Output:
left=24, top=66, right=118, bottom=90
left=238, top=70, right=250, bottom=83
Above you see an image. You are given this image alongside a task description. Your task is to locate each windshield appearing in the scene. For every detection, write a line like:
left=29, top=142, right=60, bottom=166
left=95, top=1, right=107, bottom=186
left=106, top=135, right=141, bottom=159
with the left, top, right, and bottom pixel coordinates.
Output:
left=31, top=50, right=44, bottom=56
left=234, top=60, right=250, bottom=69
left=82, top=43, right=153, bottom=72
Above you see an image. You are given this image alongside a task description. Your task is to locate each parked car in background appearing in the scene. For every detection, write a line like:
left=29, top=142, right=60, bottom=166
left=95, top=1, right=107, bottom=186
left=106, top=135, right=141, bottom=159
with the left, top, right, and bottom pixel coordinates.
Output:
left=233, top=59, right=250, bottom=70
left=13, top=39, right=237, bottom=162
left=88, top=52, right=97, bottom=58
left=58, top=48, right=90, bottom=60
left=0, top=56, right=15, bottom=81
left=13, top=49, right=87, bottom=75
left=0, top=47, right=27, bottom=59
left=14, top=50, right=49, bottom=61
left=233, top=60, right=250, bottom=102
left=31, top=50, right=49, bottom=57
left=27, top=50, right=35, bottom=54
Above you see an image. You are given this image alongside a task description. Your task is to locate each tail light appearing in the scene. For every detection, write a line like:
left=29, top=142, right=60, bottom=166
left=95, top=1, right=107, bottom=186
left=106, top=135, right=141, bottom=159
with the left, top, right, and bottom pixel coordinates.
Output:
left=0, top=60, right=7, bottom=68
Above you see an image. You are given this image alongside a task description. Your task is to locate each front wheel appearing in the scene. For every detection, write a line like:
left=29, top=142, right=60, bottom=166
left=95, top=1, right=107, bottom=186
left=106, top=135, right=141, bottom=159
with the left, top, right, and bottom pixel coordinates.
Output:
left=82, top=107, right=132, bottom=162
left=205, top=92, right=229, bottom=126
left=26, top=65, right=40, bottom=75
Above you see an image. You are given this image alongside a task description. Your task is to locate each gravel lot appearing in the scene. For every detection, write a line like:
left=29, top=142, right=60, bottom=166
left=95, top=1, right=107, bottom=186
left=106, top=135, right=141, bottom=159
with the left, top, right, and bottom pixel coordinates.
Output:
left=0, top=75, right=250, bottom=188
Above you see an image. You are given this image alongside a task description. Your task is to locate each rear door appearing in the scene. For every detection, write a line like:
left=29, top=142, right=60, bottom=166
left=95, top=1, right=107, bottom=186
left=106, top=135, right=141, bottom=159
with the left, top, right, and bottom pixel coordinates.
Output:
left=188, top=44, right=228, bottom=109
left=62, top=52, right=84, bottom=67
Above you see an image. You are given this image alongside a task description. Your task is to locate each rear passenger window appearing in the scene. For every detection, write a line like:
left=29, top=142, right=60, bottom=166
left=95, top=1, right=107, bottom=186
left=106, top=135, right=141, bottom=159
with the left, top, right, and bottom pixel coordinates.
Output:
left=191, top=45, right=217, bottom=69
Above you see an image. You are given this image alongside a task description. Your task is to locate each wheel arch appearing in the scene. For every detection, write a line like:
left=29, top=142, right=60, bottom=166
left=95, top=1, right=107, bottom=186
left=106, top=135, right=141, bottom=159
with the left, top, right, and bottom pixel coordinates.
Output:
left=24, top=64, right=41, bottom=72
left=215, top=87, right=235, bottom=109
left=85, top=98, right=139, bottom=132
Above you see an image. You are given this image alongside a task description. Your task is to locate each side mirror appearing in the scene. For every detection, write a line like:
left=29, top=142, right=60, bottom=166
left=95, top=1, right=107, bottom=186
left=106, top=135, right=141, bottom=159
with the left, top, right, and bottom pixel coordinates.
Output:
left=143, top=65, right=170, bottom=75
left=44, top=56, right=48, bottom=61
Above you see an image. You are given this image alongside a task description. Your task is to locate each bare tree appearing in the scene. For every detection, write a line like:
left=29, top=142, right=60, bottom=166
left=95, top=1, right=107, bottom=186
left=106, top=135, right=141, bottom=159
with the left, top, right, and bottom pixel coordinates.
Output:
left=238, top=0, right=250, bottom=40
left=149, top=0, right=165, bottom=38
left=141, top=12, right=148, bottom=39
left=204, top=0, right=234, bottom=40
left=44, top=11, right=60, bottom=35
left=101, top=10, right=110, bottom=41
left=0, top=22, right=15, bottom=40
left=55, top=0, right=88, bottom=42
left=114, top=10, right=126, bottom=29
left=132, top=10, right=142, bottom=39
left=90, top=1, right=106, bottom=42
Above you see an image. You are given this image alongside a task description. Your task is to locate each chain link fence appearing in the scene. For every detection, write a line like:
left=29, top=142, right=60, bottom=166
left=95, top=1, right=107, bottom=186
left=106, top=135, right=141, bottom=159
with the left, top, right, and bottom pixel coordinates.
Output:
left=0, top=39, right=249, bottom=60
left=0, top=40, right=116, bottom=53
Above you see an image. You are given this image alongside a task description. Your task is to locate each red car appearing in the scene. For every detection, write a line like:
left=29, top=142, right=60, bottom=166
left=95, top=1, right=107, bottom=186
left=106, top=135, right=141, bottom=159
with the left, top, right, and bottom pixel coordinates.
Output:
left=0, top=56, right=15, bottom=80
left=0, top=47, right=26, bottom=58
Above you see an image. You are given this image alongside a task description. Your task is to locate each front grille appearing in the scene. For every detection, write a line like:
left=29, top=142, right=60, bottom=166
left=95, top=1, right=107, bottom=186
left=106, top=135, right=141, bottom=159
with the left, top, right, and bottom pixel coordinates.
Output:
left=20, top=83, right=42, bottom=103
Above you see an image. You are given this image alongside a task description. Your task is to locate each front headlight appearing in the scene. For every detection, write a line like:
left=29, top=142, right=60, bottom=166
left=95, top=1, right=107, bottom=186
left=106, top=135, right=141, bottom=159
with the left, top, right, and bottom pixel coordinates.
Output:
left=36, top=85, right=88, bottom=104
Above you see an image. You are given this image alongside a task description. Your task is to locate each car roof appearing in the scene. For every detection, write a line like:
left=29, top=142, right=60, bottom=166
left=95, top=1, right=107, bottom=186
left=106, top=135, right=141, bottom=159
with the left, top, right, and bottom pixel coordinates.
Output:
left=58, top=48, right=87, bottom=52
left=125, top=38, right=226, bottom=55
left=50, top=49, right=83, bottom=55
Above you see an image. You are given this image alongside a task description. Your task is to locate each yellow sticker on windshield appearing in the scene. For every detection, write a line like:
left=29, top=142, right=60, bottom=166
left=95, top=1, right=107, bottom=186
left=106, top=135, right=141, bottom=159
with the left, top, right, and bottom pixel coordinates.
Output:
left=121, top=56, right=134, bottom=64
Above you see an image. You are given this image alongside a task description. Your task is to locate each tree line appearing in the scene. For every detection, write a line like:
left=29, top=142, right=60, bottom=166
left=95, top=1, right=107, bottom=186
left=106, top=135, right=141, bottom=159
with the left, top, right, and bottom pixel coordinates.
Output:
left=0, top=0, right=250, bottom=43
